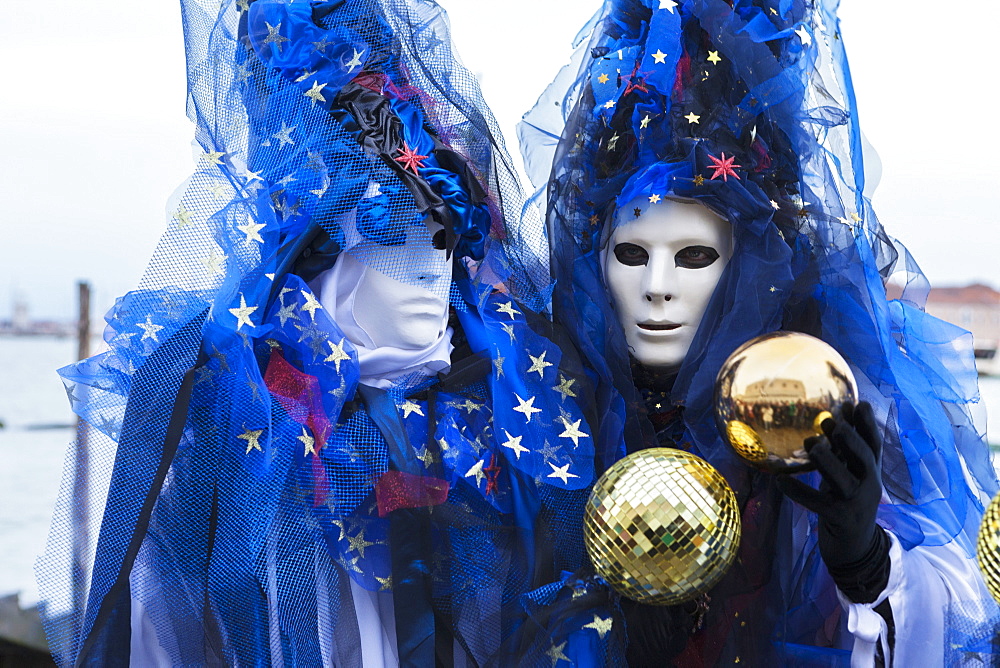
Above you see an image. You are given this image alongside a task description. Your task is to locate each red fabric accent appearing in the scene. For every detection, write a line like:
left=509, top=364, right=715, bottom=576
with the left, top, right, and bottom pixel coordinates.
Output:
left=375, top=471, right=449, bottom=517
left=263, top=349, right=332, bottom=451
left=673, top=51, right=691, bottom=99
left=353, top=70, right=387, bottom=93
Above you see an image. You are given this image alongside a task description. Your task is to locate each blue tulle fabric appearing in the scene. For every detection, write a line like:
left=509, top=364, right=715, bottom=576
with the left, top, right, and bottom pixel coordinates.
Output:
left=35, top=0, right=998, bottom=665
left=519, top=0, right=998, bottom=661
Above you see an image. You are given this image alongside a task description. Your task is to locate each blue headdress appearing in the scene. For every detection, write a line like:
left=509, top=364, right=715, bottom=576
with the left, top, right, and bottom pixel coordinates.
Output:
left=38, top=0, right=607, bottom=664
left=521, top=0, right=998, bottom=660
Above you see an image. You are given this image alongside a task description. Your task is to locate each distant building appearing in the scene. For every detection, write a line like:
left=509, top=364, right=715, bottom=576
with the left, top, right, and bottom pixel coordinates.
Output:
left=741, top=378, right=807, bottom=402
left=925, top=283, right=1000, bottom=375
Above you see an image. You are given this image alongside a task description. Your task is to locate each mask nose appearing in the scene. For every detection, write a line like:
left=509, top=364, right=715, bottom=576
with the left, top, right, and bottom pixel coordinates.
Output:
left=642, top=255, right=673, bottom=302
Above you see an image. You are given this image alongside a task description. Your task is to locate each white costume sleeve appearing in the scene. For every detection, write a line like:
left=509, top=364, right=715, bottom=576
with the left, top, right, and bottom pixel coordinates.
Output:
left=841, top=530, right=993, bottom=667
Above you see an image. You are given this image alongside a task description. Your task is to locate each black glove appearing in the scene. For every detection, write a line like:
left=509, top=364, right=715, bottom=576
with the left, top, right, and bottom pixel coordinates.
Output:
left=776, top=401, right=891, bottom=603
left=620, top=596, right=698, bottom=666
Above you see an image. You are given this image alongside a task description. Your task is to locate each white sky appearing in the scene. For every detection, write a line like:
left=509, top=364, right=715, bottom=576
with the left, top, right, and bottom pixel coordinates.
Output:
left=1, top=0, right=997, bottom=321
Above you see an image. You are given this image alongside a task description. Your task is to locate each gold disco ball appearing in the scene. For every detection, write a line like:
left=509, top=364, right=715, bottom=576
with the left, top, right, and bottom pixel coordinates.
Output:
left=583, top=448, right=741, bottom=606
left=715, top=331, right=858, bottom=473
left=977, top=491, right=1000, bottom=604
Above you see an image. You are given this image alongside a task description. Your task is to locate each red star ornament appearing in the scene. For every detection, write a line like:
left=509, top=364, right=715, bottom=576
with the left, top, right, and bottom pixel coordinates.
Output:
left=706, top=152, right=742, bottom=182
left=394, top=143, right=428, bottom=175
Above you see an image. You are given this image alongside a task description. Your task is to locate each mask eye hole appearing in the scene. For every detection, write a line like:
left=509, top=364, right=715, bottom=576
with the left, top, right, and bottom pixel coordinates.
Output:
left=613, top=242, right=649, bottom=266
left=431, top=229, right=447, bottom=250
left=675, top=245, right=720, bottom=269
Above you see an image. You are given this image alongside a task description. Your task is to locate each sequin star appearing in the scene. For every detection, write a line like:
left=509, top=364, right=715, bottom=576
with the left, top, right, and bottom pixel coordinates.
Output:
left=375, top=574, right=392, bottom=591
left=547, top=462, right=579, bottom=485
left=607, top=133, right=620, bottom=151
left=513, top=394, right=542, bottom=423
left=706, top=152, right=742, bottom=182
left=300, top=290, right=323, bottom=321
left=464, top=459, right=486, bottom=487
left=201, top=150, right=225, bottom=165
left=583, top=615, right=613, bottom=639
left=640, top=114, right=651, bottom=129
left=770, top=199, right=780, bottom=210
left=693, top=174, right=705, bottom=186
left=648, top=194, right=662, bottom=204
left=558, top=417, right=589, bottom=447
left=324, top=338, right=350, bottom=372
left=235, top=0, right=250, bottom=12
left=399, top=400, right=424, bottom=418
left=651, top=49, right=668, bottom=64
left=707, top=50, right=722, bottom=65
left=200, top=248, right=226, bottom=276
left=133, top=315, right=163, bottom=343
left=633, top=207, right=642, bottom=218
left=501, top=323, right=516, bottom=343
left=597, top=73, right=610, bottom=84
left=553, top=375, right=577, bottom=399
left=238, top=427, right=264, bottom=454
left=311, top=37, right=333, bottom=53
left=527, top=351, right=553, bottom=379
left=658, top=0, right=678, bottom=11
left=304, top=81, right=328, bottom=105
left=347, top=528, right=376, bottom=558
left=174, top=205, right=193, bottom=228
left=416, top=444, right=439, bottom=467
left=229, top=294, right=258, bottom=330
left=795, top=25, right=812, bottom=46
left=236, top=220, right=266, bottom=244
left=685, top=112, right=701, bottom=124
left=272, top=121, right=296, bottom=148
left=769, top=286, right=777, bottom=293
left=495, top=301, right=520, bottom=320
left=297, top=427, right=317, bottom=456
left=345, top=48, right=365, bottom=73
left=262, top=22, right=289, bottom=52
left=394, top=143, right=428, bottom=175
left=484, top=454, right=502, bottom=496
left=502, top=430, right=529, bottom=460
left=603, top=99, right=615, bottom=109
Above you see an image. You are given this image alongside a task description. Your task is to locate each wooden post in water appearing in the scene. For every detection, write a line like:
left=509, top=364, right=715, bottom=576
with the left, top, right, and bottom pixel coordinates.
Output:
left=72, top=281, right=91, bottom=628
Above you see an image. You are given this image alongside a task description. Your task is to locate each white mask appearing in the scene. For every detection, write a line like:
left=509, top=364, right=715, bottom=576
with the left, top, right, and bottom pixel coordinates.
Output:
left=603, top=198, right=732, bottom=371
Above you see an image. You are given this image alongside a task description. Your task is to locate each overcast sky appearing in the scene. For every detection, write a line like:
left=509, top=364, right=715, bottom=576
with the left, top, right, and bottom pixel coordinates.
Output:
left=1, top=0, right=996, bottom=321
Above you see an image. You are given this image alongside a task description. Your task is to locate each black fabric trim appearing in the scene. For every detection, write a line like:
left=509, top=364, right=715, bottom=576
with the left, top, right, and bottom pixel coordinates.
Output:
left=826, top=526, right=891, bottom=604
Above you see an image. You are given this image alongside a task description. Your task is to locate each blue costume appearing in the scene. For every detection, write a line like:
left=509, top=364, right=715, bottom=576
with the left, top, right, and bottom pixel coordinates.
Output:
left=37, top=0, right=1000, bottom=665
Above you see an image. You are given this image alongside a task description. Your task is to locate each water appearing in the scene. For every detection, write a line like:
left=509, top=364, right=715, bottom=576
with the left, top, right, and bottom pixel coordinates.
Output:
left=1, top=337, right=999, bottom=606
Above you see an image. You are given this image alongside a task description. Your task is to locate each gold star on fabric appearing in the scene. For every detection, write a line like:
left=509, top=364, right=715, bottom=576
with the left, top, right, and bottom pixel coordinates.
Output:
left=201, top=150, right=225, bottom=165
left=513, top=394, right=542, bottom=423
left=603, top=99, right=615, bottom=109
left=300, top=290, right=323, bottom=321
left=236, top=220, right=266, bottom=244
left=693, top=174, right=705, bottom=186
left=494, top=355, right=505, bottom=380
left=174, top=205, right=193, bottom=228
left=770, top=200, right=780, bottom=210
left=527, top=351, right=553, bottom=379
left=464, top=460, right=486, bottom=487
left=553, top=375, right=577, bottom=399
left=324, top=338, right=350, bottom=373
left=648, top=194, right=661, bottom=204
left=345, top=48, right=365, bottom=73
left=236, top=0, right=250, bottom=12
left=769, top=286, right=777, bottom=292
left=685, top=112, right=701, bottom=124
left=547, top=462, right=579, bottom=485
left=501, top=323, right=516, bottom=343
left=304, top=81, right=328, bottom=105
left=651, top=49, right=668, bottom=64
left=375, top=574, right=392, bottom=592
left=850, top=212, right=862, bottom=222
left=597, top=73, right=610, bottom=84
left=583, top=615, right=613, bottom=639
left=558, top=417, right=589, bottom=447
left=399, top=400, right=424, bottom=418
left=607, top=133, right=620, bottom=151
left=658, top=0, right=678, bottom=11
left=547, top=641, right=571, bottom=666
left=347, top=528, right=376, bottom=558
left=794, top=25, right=812, bottom=46
left=633, top=207, right=642, bottom=218
left=136, top=315, right=164, bottom=342
left=238, top=427, right=264, bottom=454
left=229, top=294, right=258, bottom=330
left=502, top=430, right=529, bottom=460
left=297, top=427, right=317, bottom=456
left=640, top=114, right=651, bottom=129
left=495, top=301, right=520, bottom=320
left=707, top=50, right=722, bottom=65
